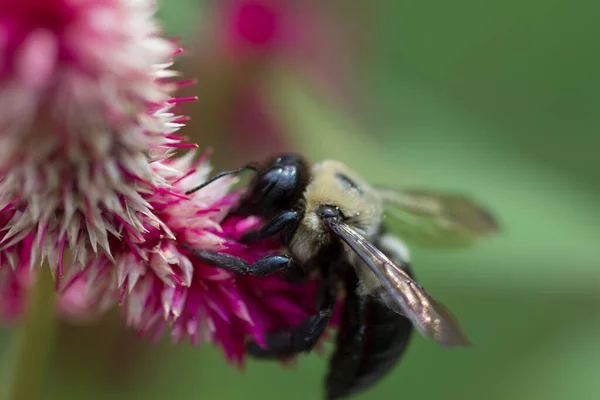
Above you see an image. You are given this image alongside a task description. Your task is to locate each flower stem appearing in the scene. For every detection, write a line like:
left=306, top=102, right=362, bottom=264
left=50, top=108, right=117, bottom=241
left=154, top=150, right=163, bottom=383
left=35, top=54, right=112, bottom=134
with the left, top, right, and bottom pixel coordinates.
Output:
left=3, top=266, right=57, bottom=400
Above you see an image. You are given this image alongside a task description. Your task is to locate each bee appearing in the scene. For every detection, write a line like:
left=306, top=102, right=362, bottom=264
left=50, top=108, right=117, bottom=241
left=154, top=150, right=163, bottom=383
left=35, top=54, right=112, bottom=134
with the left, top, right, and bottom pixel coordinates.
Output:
left=185, top=154, right=499, bottom=399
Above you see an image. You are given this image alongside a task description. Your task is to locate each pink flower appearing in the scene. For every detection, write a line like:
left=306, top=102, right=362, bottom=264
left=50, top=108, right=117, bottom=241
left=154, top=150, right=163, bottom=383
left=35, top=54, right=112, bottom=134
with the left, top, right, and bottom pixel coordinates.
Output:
left=214, top=0, right=355, bottom=92
left=0, top=0, right=195, bottom=278
left=58, top=153, right=323, bottom=363
left=190, top=0, right=363, bottom=161
left=222, top=0, right=280, bottom=56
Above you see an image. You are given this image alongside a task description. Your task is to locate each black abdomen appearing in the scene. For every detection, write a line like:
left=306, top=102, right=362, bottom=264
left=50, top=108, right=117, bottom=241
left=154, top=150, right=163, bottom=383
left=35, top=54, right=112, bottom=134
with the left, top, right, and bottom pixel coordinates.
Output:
left=325, top=271, right=413, bottom=399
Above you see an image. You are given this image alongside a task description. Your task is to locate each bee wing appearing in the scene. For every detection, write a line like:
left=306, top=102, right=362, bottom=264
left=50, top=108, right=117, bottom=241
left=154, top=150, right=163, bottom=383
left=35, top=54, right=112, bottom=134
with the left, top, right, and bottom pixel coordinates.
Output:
left=327, top=219, right=471, bottom=347
left=376, top=186, right=499, bottom=247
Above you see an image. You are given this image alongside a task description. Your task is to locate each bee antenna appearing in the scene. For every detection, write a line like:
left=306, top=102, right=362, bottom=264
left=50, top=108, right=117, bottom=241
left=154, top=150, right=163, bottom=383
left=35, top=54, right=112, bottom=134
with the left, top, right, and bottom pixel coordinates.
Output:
left=186, top=165, right=258, bottom=194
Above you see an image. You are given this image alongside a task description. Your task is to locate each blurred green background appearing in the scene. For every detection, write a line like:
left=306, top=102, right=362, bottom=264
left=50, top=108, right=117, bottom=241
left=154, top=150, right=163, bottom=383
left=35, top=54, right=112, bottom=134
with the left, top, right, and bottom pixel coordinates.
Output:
left=1, top=0, right=599, bottom=399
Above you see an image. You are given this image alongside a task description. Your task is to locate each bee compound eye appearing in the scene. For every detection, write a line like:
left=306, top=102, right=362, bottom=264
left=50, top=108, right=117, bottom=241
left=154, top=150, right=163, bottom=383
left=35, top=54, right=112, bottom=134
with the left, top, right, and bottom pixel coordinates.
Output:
left=316, top=205, right=340, bottom=219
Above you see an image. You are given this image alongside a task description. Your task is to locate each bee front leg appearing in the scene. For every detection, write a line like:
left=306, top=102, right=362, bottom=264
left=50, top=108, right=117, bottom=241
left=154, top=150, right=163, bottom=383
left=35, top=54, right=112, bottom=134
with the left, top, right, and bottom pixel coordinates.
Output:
left=184, top=247, right=299, bottom=276
left=246, top=271, right=337, bottom=359
left=240, top=210, right=299, bottom=244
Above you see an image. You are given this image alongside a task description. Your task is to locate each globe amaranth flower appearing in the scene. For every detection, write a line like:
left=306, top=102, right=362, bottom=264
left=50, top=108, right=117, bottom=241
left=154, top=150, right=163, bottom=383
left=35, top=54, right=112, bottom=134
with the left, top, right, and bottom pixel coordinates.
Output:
left=0, top=0, right=196, bottom=279
left=0, top=0, right=332, bottom=366
left=58, top=152, right=323, bottom=363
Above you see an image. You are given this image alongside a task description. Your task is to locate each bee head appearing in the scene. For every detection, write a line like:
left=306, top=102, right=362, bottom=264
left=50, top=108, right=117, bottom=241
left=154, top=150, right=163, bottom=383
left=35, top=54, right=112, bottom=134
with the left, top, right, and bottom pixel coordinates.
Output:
left=301, top=161, right=383, bottom=238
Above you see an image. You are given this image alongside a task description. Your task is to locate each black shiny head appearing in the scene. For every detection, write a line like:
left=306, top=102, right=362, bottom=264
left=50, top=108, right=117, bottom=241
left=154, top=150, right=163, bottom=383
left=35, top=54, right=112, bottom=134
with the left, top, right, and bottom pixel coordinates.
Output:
left=186, top=153, right=311, bottom=218
left=238, top=153, right=310, bottom=217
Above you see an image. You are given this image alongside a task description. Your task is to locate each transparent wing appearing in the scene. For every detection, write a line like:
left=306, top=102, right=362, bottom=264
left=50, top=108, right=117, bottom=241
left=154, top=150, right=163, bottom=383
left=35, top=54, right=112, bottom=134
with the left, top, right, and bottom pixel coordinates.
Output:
left=376, top=186, right=500, bottom=247
left=327, top=219, right=471, bottom=347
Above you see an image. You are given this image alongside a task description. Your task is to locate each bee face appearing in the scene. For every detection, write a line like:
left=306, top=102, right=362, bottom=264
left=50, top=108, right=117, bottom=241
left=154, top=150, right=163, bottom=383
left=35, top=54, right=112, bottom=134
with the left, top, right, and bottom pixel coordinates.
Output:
left=302, top=160, right=383, bottom=238
left=288, top=161, right=382, bottom=264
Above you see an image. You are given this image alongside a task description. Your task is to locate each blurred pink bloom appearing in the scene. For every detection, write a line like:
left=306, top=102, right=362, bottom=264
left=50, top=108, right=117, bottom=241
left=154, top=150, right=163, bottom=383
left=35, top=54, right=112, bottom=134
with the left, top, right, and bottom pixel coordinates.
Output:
left=192, top=0, right=363, bottom=160
left=222, top=0, right=280, bottom=57
left=216, top=0, right=356, bottom=93
left=0, top=0, right=195, bottom=277
left=59, top=153, right=322, bottom=363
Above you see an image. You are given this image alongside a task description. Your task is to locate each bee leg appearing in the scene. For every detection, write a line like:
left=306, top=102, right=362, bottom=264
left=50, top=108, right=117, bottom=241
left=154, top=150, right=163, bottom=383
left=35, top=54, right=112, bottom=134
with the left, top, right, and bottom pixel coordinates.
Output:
left=246, top=272, right=337, bottom=359
left=240, top=210, right=299, bottom=244
left=184, top=247, right=298, bottom=276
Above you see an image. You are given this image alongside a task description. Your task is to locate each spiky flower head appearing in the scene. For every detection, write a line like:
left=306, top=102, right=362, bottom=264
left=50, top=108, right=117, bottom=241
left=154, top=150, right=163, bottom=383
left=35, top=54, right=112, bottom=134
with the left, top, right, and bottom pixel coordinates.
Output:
left=0, top=0, right=195, bottom=278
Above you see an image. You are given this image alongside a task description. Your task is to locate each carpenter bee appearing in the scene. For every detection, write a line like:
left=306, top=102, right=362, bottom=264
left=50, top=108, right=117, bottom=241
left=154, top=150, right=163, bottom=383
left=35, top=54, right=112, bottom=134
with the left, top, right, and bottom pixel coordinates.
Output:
left=185, top=154, right=498, bottom=399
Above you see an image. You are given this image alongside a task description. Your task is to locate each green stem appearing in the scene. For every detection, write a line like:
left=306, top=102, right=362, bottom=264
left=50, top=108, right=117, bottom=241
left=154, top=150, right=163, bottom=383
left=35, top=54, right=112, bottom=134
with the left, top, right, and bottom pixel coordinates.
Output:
left=3, top=266, right=57, bottom=400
